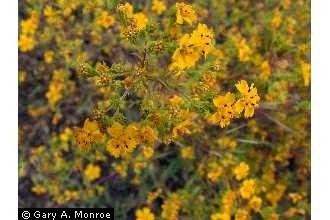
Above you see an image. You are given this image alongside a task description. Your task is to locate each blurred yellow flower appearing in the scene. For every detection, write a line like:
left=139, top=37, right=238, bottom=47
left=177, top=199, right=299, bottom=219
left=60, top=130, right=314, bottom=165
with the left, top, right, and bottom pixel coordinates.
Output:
left=239, top=179, right=256, bottom=199
left=44, top=50, right=54, bottom=64
left=176, top=2, right=197, bottom=25
left=31, top=184, right=46, bottom=195
left=152, top=0, right=166, bottom=15
left=20, top=15, right=38, bottom=35
left=211, top=213, right=230, bottom=220
left=233, top=162, right=250, bottom=181
left=180, top=146, right=195, bottom=159
left=138, top=126, right=158, bottom=145
left=207, top=162, right=223, bottom=182
left=222, top=191, right=236, bottom=212
left=143, top=146, right=154, bottom=159
left=172, top=119, right=192, bottom=138
left=118, top=2, right=134, bottom=18
left=248, top=196, right=262, bottom=211
left=18, top=35, right=36, bottom=52
left=96, top=11, right=115, bottom=28
left=259, top=60, right=271, bottom=80
left=235, top=209, right=250, bottom=220
left=161, top=193, right=182, bottom=220
left=133, top=12, right=148, bottom=31
left=84, top=164, right=101, bottom=181
left=135, top=207, right=155, bottom=220
left=234, top=37, right=252, bottom=62
left=300, top=60, right=310, bottom=86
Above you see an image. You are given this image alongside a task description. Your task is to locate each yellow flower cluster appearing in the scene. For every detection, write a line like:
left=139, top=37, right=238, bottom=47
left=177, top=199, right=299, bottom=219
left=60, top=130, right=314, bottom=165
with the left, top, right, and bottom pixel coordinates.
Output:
left=175, top=2, right=197, bottom=25
left=96, top=11, right=115, bottom=29
left=239, top=179, right=256, bottom=199
left=106, top=122, right=139, bottom=158
left=135, top=207, right=155, bottom=220
left=84, top=163, right=101, bottom=181
left=45, top=69, right=73, bottom=108
left=233, top=37, right=252, bottom=62
left=18, top=0, right=310, bottom=217
left=161, top=193, right=182, bottom=220
left=74, top=119, right=103, bottom=151
left=152, top=0, right=166, bottom=15
left=107, top=123, right=158, bottom=158
left=170, top=23, right=215, bottom=70
left=233, top=162, right=250, bottom=181
left=209, top=80, right=260, bottom=128
left=19, top=12, right=39, bottom=52
left=118, top=2, right=148, bottom=36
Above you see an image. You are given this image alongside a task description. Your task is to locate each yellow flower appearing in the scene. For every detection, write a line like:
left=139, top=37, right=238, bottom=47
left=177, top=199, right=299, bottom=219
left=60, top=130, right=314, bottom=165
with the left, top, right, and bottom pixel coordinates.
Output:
left=235, top=80, right=260, bottom=118
left=161, top=193, right=182, bottom=220
left=143, top=146, right=154, bottom=159
left=138, top=126, right=158, bottom=144
left=172, top=120, right=192, bottom=138
left=44, top=5, right=55, bottom=17
left=271, top=13, right=282, bottom=29
left=222, top=191, right=236, bottom=212
left=191, top=23, right=215, bottom=57
left=84, top=164, right=101, bottom=181
left=288, top=192, right=302, bottom=204
left=207, top=162, right=223, bottom=182
left=218, top=136, right=237, bottom=150
left=118, top=2, right=134, bottom=18
left=18, top=34, right=36, bottom=52
left=44, top=50, right=54, bottom=64
left=64, top=190, right=79, bottom=201
left=180, top=146, right=194, bottom=159
left=152, top=0, right=166, bottom=15
left=106, top=122, right=139, bottom=158
left=169, top=95, right=183, bottom=106
left=132, top=13, right=148, bottom=31
left=248, top=196, right=262, bottom=211
left=19, top=71, right=27, bottom=83
left=208, top=92, right=237, bottom=128
left=31, top=184, right=46, bottom=195
left=234, top=37, right=252, bottom=62
left=239, top=179, right=256, bottom=199
left=135, top=207, right=155, bottom=220
left=233, top=162, right=250, bottom=181
left=45, top=70, right=67, bottom=107
left=20, top=15, right=39, bottom=35
left=211, top=213, right=231, bottom=220
left=266, top=184, right=286, bottom=206
left=300, top=60, right=310, bottom=86
left=59, top=127, right=73, bottom=143
left=96, top=11, right=115, bottom=28
left=170, top=34, right=200, bottom=70
left=259, top=60, right=271, bottom=80
left=74, top=118, right=103, bottom=151
left=235, top=209, right=250, bottom=220
left=176, top=2, right=197, bottom=25
left=147, top=188, right=162, bottom=205
left=113, top=162, right=128, bottom=177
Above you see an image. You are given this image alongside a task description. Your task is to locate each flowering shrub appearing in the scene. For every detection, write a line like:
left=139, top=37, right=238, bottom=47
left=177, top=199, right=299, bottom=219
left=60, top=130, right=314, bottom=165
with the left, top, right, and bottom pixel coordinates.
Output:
left=19, top=0, right=310, bottom=219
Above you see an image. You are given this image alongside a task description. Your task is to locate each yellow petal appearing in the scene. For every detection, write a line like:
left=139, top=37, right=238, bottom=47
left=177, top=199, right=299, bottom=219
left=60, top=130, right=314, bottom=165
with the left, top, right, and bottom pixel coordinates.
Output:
left=107, top=122, right=124, bottom=138
left=236, top=80, right=249, bottom=95
left=244, top=106, right=255, bottom=118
